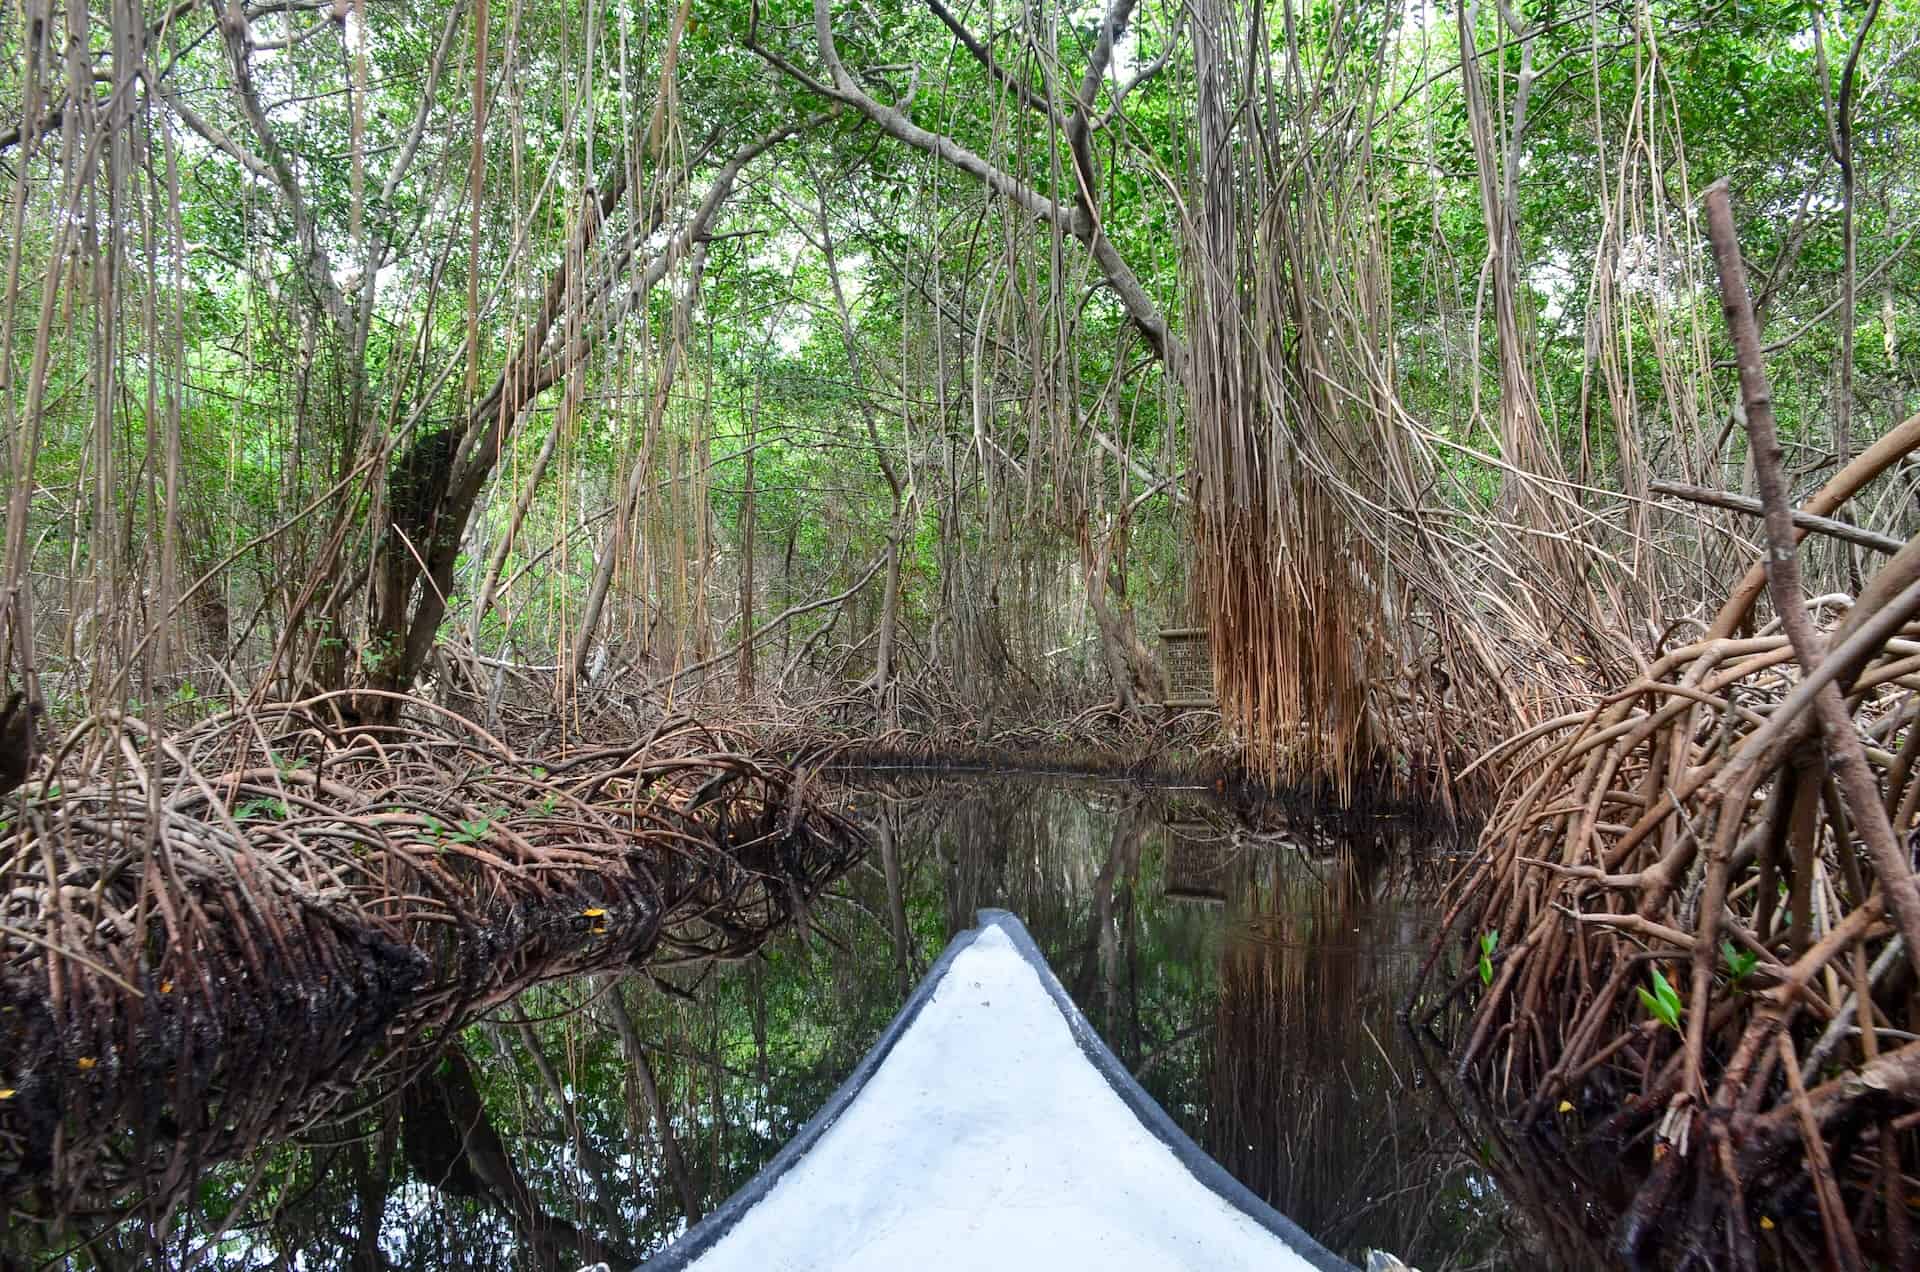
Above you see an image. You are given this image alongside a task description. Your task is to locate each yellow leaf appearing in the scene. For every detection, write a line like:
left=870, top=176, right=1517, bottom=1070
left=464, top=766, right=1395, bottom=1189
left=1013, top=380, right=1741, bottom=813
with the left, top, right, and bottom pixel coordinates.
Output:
left=0, top=1088, right=14, bottom=1100
left=581, top=908, right=606, bottom=918
left=159, top=981, right=173, bottom=994
left=1759, top=1216, right=1775, bottom=1231
left=1557, top=1100, right=1573, bottom=1113
left=76, top=1057, right=96, bottom=1071
left=591, top=925, right=608, bottom=936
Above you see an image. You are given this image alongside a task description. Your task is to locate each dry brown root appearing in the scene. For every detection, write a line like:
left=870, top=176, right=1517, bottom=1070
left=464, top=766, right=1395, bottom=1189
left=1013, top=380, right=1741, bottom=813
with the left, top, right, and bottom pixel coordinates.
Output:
left=1436, top=589, right=1920, bottom=1266
left=0, top=693, right=864, bottom=1228
left=1430, top=186, right=1920, bottom=1269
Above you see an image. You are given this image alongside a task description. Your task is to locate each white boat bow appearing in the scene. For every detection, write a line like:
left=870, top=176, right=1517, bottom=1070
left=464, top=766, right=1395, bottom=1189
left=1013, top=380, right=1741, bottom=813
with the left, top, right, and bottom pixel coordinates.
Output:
left=640, top=908, right=1354, bottom=1271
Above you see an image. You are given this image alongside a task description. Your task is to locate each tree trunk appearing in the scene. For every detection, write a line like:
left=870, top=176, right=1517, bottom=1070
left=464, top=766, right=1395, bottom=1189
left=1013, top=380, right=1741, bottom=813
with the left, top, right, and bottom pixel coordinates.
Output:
left=738, top=391, right=758, bottom=698
left=874, top=532, right=902, bottom=722
left=608, top=989, right=704, bottom=1224
left=1082, top=520, right=1164, bottom=711
left=401, top=1046, right=633, bottom=1271
left=353, top=118, right=807, bottom=719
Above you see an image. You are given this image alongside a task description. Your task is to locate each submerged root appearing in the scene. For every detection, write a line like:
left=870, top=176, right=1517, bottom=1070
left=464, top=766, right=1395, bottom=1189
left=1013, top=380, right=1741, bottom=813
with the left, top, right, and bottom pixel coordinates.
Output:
left=1436, top=594, right=1920, bottom=1267
left=0, top=694, right=864, bottom=1229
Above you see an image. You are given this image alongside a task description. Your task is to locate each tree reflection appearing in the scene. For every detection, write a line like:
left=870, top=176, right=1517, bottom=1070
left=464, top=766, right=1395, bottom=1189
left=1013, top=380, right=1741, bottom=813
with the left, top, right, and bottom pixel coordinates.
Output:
left=1204, top=832, right=1509, bottom=1265
left=8, top=774, right=1527, bottom=1270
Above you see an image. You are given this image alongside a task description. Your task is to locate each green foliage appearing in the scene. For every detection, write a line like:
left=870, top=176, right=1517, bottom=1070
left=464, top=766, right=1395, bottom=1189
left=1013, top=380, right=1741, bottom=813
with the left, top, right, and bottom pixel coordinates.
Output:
left=445, top=814, right=499, bottom=845
left=3, top=0, right=1916, bottom=724
left=1721, top=939, right=1759, bottom=987
left=1638, top=968, right=1685, bottom=1032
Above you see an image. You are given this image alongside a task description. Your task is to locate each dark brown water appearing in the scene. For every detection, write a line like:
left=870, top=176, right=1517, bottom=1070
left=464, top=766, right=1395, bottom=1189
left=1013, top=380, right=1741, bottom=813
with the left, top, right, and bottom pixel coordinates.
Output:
left=9, top=772, right=1542, bottom=1270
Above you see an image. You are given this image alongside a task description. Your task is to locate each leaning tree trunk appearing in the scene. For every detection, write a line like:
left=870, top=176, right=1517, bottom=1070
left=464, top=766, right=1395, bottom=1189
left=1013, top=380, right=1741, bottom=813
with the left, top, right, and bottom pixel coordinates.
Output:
left=354, top=118, right=804, bottom=720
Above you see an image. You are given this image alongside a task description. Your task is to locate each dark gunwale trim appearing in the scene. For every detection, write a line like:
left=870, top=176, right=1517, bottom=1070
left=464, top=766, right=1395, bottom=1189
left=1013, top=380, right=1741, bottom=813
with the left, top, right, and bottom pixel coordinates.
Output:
left=637, top=908, right=1354, bottom=1272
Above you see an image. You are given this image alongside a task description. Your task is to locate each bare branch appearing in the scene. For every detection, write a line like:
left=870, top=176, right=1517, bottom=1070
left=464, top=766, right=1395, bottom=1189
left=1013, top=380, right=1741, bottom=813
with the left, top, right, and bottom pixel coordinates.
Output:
left=921, top=0, right=1058, bottom=120
left=207, top=0, right=357, bottom=345
left=1096, top=11, right=1186, bottom=130
left=377, top=0, right=469, bottom=211
left=793, top=0, right=1179, bottom=366
left=149, top=75, right=276, bottom=183
left=1649, top=480, right=1903, bottom=555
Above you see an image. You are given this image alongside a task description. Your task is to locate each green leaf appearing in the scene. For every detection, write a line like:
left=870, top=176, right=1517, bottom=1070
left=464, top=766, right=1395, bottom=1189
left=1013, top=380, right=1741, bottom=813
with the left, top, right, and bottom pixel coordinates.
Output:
left=448, top=815, right=495, bottom=845
left=1640, top=970, right=1683, bottom=1031
left=1652, top=968, right=1681, bottom=1010
left=1721, top=940, right=1758, bottom=983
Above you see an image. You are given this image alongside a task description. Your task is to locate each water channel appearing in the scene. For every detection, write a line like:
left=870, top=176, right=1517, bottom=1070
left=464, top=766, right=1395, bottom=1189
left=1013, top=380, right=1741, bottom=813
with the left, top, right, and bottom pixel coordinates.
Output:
left=20, top=771, right=1550, bottom=1270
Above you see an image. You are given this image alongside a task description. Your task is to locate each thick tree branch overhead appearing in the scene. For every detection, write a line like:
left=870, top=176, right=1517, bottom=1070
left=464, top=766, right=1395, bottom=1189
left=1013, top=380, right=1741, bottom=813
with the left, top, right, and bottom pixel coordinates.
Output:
left=208, top=0, right=358, bottom=346
left=750, top=0, right=1181, bottom=368
left=921, top=0, right=1059, bottom=120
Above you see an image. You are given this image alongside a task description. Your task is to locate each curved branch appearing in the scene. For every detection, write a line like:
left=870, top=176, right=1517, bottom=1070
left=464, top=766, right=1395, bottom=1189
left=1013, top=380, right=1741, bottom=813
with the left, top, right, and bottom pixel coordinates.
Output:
left=1096, top=11, right=1186, bottom=130
left=1066, top=0, right=1139, bottom=227
left=796, top=0, right=1180, bottom=367
left=377, top=0, right=469, bottom=210
left=922, top=0, right=1057, bottom=119
left=207, top=0, right=357, bottom=345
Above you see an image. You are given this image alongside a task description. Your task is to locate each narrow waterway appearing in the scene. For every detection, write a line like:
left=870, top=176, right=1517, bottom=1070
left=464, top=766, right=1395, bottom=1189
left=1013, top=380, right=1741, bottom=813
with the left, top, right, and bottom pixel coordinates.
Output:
left=11, top=771, right=1545, bottom=1270
left=853, top=772, right=1517, bottom=1268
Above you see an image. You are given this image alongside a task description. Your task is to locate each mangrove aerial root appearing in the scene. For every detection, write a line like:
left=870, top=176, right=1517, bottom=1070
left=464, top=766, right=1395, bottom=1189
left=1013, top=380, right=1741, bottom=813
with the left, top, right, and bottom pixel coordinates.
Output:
left=0, top=692, right=865, bottom=1234
left=1437, top=598, right=1920, bottom=1267
left=1435, top=186, right=1920, bottom=1271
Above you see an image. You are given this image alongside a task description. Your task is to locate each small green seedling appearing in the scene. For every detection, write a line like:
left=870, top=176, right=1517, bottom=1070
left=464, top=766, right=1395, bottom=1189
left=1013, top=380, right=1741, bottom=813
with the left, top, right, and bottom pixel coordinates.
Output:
left=1478, top=930, right=1499, bottom=986
left=445, top=815, right=496, bottom=845
left=234, top=798, right=288, bottom=821
left=270, top=750, right=310, bottom=778
left=1721, top=939, right=1759, bottom=986
left=1639, top=968, right=1683, bottom=1031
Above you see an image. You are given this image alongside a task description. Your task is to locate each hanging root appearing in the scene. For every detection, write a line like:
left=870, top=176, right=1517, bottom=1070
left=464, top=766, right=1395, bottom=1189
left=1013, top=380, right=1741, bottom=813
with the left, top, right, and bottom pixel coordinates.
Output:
left=1428, top=185, right=1920, bottom=1270
left=0, top=694, right=864, bottom=1227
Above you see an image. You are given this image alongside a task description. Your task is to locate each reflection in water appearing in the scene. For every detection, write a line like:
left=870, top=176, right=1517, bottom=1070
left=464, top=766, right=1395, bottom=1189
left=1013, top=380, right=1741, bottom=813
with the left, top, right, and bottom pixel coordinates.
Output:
left=1212, top=833, right=1485, bottom=1260
left=6, top=774, right=1534, bottom=1270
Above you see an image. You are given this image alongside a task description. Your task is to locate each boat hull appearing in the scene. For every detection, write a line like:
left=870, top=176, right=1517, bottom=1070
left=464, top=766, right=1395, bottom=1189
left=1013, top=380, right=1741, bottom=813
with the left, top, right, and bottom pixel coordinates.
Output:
left=641, top=908, right=1353, bottom=1271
